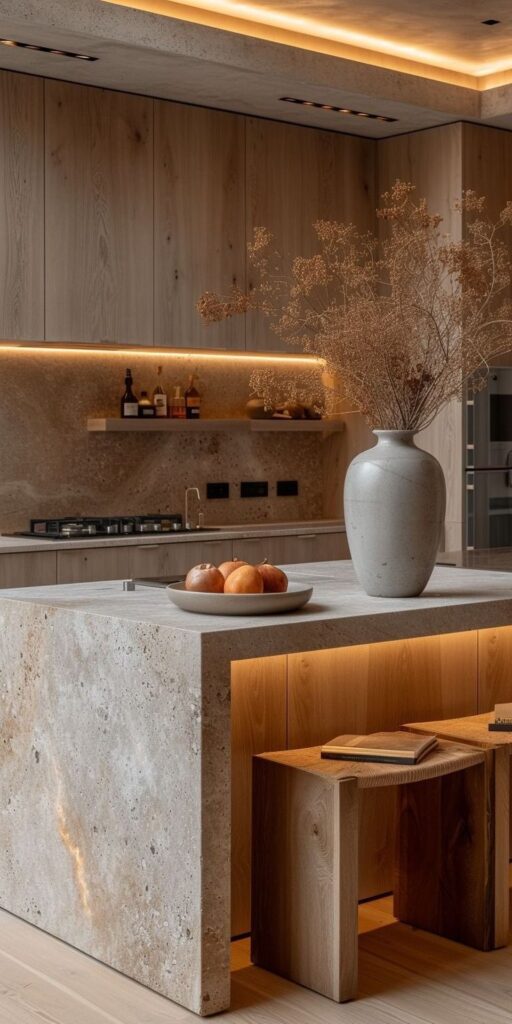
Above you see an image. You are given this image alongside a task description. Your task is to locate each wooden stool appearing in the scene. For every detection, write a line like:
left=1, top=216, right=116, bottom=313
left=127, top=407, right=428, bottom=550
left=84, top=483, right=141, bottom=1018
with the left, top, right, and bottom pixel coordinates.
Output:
left=403, top=712, right=512, bottom=949
left=251, top=740, right=507, bottom=1003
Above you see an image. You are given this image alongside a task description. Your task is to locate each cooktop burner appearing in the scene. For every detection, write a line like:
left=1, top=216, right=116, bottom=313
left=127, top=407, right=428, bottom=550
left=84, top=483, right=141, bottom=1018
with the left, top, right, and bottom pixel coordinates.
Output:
left=12, top=515, right=184, bottom=540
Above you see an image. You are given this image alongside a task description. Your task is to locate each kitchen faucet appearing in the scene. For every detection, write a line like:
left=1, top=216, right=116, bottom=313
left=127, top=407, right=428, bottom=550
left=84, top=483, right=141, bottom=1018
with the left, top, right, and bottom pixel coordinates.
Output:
left=185, top=487, right=201, bottom=530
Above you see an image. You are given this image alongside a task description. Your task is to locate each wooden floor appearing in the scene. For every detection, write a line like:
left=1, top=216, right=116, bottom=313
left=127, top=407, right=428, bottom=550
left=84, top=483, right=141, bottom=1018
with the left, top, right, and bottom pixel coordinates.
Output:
left=1, top=887, right=512, bottom=1024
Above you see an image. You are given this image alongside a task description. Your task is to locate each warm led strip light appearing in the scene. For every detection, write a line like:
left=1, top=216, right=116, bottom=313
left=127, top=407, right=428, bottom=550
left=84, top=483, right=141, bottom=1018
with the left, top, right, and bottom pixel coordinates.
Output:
left=102, top=0, right=512, bottom=87
left=0, top=342, right=323, bottom=366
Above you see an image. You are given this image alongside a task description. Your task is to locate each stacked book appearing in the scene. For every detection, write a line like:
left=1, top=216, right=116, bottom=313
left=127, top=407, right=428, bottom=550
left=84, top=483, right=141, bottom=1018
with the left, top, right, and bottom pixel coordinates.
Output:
left=320, top=731, right=438, bottom=765
left=489, top=703, right=512, bottom=732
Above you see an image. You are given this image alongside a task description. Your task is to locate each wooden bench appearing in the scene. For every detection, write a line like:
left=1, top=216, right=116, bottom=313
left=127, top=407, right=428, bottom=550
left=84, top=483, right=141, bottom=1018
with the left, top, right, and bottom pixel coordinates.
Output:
left=251, top=739, right=508, bottom=1003
left=403, top=711, right=512, bottom=950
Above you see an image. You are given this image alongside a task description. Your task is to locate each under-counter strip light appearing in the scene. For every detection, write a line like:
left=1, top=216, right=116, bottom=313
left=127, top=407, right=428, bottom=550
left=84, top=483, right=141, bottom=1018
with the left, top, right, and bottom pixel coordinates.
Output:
left=280, top=96, right=397, bottom=123
left=0, top=38, right=97, bottom=60
left=0, top=342, right=323, bottom=366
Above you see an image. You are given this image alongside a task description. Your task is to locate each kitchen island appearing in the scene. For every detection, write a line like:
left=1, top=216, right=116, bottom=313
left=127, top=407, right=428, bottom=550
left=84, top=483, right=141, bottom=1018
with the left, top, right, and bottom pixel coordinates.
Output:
left=2, top=561, right=512, bottom=1015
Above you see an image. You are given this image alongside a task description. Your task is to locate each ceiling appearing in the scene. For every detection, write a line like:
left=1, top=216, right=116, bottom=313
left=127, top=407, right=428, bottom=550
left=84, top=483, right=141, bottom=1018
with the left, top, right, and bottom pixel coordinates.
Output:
left=1, top=0, right=512, bottom=139
left=174, top=0, right=512, bottom=76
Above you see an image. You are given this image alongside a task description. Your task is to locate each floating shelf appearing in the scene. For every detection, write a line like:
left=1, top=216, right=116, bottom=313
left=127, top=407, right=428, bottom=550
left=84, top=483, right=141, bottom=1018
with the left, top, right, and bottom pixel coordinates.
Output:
left=87, top=417, right=345, bottom=434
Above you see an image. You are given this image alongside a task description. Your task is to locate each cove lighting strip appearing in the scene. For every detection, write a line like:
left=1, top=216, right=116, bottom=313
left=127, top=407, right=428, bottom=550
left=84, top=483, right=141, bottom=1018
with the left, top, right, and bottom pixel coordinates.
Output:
left=0, top=342, right=323, bottom=366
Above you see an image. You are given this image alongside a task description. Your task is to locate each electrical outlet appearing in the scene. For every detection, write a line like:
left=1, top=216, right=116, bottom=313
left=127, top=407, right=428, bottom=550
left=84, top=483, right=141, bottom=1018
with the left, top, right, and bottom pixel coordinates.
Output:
left=277, top=480, right=299, bottom=497
left=207, top=482, right=230, bottom=500
left=240, top=481, right=268, bottom=499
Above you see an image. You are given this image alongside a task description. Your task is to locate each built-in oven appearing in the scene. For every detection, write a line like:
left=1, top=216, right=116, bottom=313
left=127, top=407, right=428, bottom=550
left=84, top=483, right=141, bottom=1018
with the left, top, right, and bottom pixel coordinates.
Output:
left=466, top=367, right=512, bottom=548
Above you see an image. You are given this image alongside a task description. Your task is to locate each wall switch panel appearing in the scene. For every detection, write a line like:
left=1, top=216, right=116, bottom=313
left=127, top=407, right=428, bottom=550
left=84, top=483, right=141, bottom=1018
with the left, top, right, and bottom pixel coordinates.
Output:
left=206, top=482, right=230, bottom=500
left=277, top=480, right=299, bottom=497
left=240, top=481, right=268, bottom=499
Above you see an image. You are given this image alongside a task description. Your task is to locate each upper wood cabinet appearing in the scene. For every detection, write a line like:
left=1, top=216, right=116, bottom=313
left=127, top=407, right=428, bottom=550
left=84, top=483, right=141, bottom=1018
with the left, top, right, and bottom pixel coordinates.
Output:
left=154, top=102, right=246, bottom=349
left=44, top=80, right=153, bottom=345
left=0, top=70, right=44, bottom=340
left=245, top=120, right=375, bottom=350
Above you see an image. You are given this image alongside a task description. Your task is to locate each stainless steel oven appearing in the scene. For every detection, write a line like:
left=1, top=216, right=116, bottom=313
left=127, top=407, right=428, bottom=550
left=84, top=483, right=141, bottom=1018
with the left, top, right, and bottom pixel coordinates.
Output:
left=466, top=367, right=512, bottom=548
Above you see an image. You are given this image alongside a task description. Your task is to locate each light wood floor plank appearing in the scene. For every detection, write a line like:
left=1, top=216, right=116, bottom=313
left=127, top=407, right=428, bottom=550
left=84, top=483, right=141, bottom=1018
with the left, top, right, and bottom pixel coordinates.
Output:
left=1, top=892, right=511, bottom=1024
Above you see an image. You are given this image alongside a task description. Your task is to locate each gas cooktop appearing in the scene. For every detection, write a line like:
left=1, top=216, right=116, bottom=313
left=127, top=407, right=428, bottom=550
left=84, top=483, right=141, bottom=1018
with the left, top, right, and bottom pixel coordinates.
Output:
left=11, top=514, right=193, bottom=540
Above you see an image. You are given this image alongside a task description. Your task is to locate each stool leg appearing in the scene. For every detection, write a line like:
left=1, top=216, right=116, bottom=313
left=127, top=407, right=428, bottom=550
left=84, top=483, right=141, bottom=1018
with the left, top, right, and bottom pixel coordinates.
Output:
left=394, top=750, right=509, bottom=950
left=251, top=760, right=359, bottom=1001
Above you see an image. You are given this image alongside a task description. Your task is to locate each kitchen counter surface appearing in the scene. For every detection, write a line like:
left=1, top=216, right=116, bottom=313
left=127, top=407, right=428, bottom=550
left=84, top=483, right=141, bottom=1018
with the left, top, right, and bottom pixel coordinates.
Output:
left=438, top=547, right=512, bottom=572
left=0, top=519, right=345, bottom=554
left=3, top=560, right=512, bottom=1017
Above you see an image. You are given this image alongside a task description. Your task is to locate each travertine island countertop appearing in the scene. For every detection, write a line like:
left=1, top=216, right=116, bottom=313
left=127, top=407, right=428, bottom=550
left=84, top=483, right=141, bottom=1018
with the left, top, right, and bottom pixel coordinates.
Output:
left=2, top=561, right=512, bottom=1017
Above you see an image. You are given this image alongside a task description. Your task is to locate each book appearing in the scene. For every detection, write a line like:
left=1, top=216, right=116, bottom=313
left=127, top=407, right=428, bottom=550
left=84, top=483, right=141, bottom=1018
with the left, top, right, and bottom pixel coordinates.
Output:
left=488, top=703, right=512, bottom=732
left=320, top=731, right=438, bottom=765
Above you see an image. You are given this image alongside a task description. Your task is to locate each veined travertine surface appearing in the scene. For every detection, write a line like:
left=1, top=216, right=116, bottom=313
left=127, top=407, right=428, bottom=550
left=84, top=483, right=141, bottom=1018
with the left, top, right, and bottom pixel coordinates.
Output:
left=0, top=600, right=230, bottom=1015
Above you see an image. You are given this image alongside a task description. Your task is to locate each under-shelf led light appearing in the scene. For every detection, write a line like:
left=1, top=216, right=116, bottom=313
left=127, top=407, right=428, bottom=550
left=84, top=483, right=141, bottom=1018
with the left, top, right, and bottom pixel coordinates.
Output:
left=0, top=341, right=324, bottom=366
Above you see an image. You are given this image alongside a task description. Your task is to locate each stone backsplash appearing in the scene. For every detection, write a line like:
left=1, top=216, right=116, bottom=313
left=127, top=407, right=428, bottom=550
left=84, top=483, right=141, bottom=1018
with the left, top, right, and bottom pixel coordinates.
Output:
left=0, top=350, right=342, bottom=532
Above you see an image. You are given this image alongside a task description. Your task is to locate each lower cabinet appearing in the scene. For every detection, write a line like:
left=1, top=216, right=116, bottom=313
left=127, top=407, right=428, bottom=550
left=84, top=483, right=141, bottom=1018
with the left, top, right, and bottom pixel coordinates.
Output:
left=0, top=551, right=57, bottom=588
left=129, top=538, right=233, bottom=578
left=235, top=530, right=348, bottom=566
left=0, top=530, right=348, bottom=588
left=57, top=547, right=134, bottom=584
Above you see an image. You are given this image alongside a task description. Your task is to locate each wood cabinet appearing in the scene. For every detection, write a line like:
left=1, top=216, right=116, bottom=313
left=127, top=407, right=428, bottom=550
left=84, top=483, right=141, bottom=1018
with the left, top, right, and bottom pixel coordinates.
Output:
left=56, top=547, right=134, bottom=584
left=44, top=80, right=153, bottom=344
left=154, top=102, right=245, bottom=349
left=0, top=552, right=57, bottom=589
left=129, top=538, right=233, bottom=578
left=245, top=120, right=375, bottom=350
left=0, top=70, right=44, bottom=340
left=235, top=530, right=348, bottom=565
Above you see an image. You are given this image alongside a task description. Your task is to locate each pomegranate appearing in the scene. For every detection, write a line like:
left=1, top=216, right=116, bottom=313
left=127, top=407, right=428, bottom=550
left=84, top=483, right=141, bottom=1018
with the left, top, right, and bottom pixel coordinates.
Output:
left=217, top=557, right=248, bottom=581
left=224, top=564, right=264, bottom=594
left=257, top=560, right=288, bottom=593
left=185, top=563, right=225, bottom=593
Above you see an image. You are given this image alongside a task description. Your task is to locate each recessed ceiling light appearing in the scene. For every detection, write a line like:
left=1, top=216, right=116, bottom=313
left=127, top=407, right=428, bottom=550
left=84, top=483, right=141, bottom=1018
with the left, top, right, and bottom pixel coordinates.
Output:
left=279, top=96, right=397, bottom=123
left=482, top=18, right=500, bottom=25
left=0, top=38, right=97, bottom=60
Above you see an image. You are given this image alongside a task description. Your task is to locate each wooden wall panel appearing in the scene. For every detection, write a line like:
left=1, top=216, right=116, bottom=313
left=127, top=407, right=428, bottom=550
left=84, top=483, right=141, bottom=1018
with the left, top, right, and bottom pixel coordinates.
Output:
left=245, top=120, right=375, bottom=350
left=45, top=80, right=153, bottom=344
left=231, top=656, right=287, bottom=936
left=154, top=102, right=245, bottom=349
left=0, top=70, right=44, bottom=340
left=377, top=123, right=464, bottom=552
left=288, top=631, right=478, bottom=898
left=477, top=626, right=512, bottom=711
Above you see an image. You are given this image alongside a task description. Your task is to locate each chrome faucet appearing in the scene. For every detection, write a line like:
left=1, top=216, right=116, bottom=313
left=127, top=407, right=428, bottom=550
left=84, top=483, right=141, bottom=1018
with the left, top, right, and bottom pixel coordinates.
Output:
left=185, top=487, right=201, bottom=530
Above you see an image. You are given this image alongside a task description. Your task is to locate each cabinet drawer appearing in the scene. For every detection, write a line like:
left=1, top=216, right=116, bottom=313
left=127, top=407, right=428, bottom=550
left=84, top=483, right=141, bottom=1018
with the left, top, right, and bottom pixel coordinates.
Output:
left=0, top=551, right=57, bottom=589
left=130, top=539, right=233, bottom=579
left=235, top=532, right=348, bottom=567
left=57, top=547, right=133, bottom=584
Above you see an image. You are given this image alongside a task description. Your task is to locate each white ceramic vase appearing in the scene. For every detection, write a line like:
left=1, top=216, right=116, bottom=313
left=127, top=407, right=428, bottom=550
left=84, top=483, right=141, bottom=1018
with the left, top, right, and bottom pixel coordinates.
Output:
left=344, top=430, right=446, bottom=598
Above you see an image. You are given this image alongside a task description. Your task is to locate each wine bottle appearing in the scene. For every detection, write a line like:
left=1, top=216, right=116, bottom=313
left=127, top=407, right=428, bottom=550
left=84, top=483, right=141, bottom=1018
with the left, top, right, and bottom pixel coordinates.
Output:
left=138, top=390, right=156, bottom=418
left=121, top=369, right=138, bottom=418
left=185, top=375, right=201, bottom=419
left=153, top=365, right=168, bottom=418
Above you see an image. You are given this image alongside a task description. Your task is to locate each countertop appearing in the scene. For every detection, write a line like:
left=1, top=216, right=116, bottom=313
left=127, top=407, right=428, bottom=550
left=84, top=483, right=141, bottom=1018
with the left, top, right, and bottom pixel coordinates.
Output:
left=3, top=561, right=512, bottom=649
left=438, top=548, right=512, bottom=572
left=0, top=519, right=345, bottom=555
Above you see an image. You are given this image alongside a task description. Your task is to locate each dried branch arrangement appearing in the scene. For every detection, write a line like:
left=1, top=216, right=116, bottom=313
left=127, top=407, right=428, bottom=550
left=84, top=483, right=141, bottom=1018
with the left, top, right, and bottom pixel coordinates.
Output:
left=198, top=181, right=512, bottom=431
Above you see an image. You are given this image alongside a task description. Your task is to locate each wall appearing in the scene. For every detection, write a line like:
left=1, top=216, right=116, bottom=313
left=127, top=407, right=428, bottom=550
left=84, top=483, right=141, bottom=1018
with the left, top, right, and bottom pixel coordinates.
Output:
left=0, top=351, right=333, bottom=532
left=377, top=123, right=464, bottom=553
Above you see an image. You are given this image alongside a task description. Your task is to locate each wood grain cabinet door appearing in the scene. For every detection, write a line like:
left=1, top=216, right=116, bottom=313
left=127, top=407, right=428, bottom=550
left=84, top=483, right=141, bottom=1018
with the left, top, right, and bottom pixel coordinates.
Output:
left=0, top=552, right=57, bottom=589
left=0, top=70, right=44, bottom=340
left=45, top=80, right=153, bottom=344
left=245, top=120, right=374, bottom=350
left=154, top=101, right=245, bottom=349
